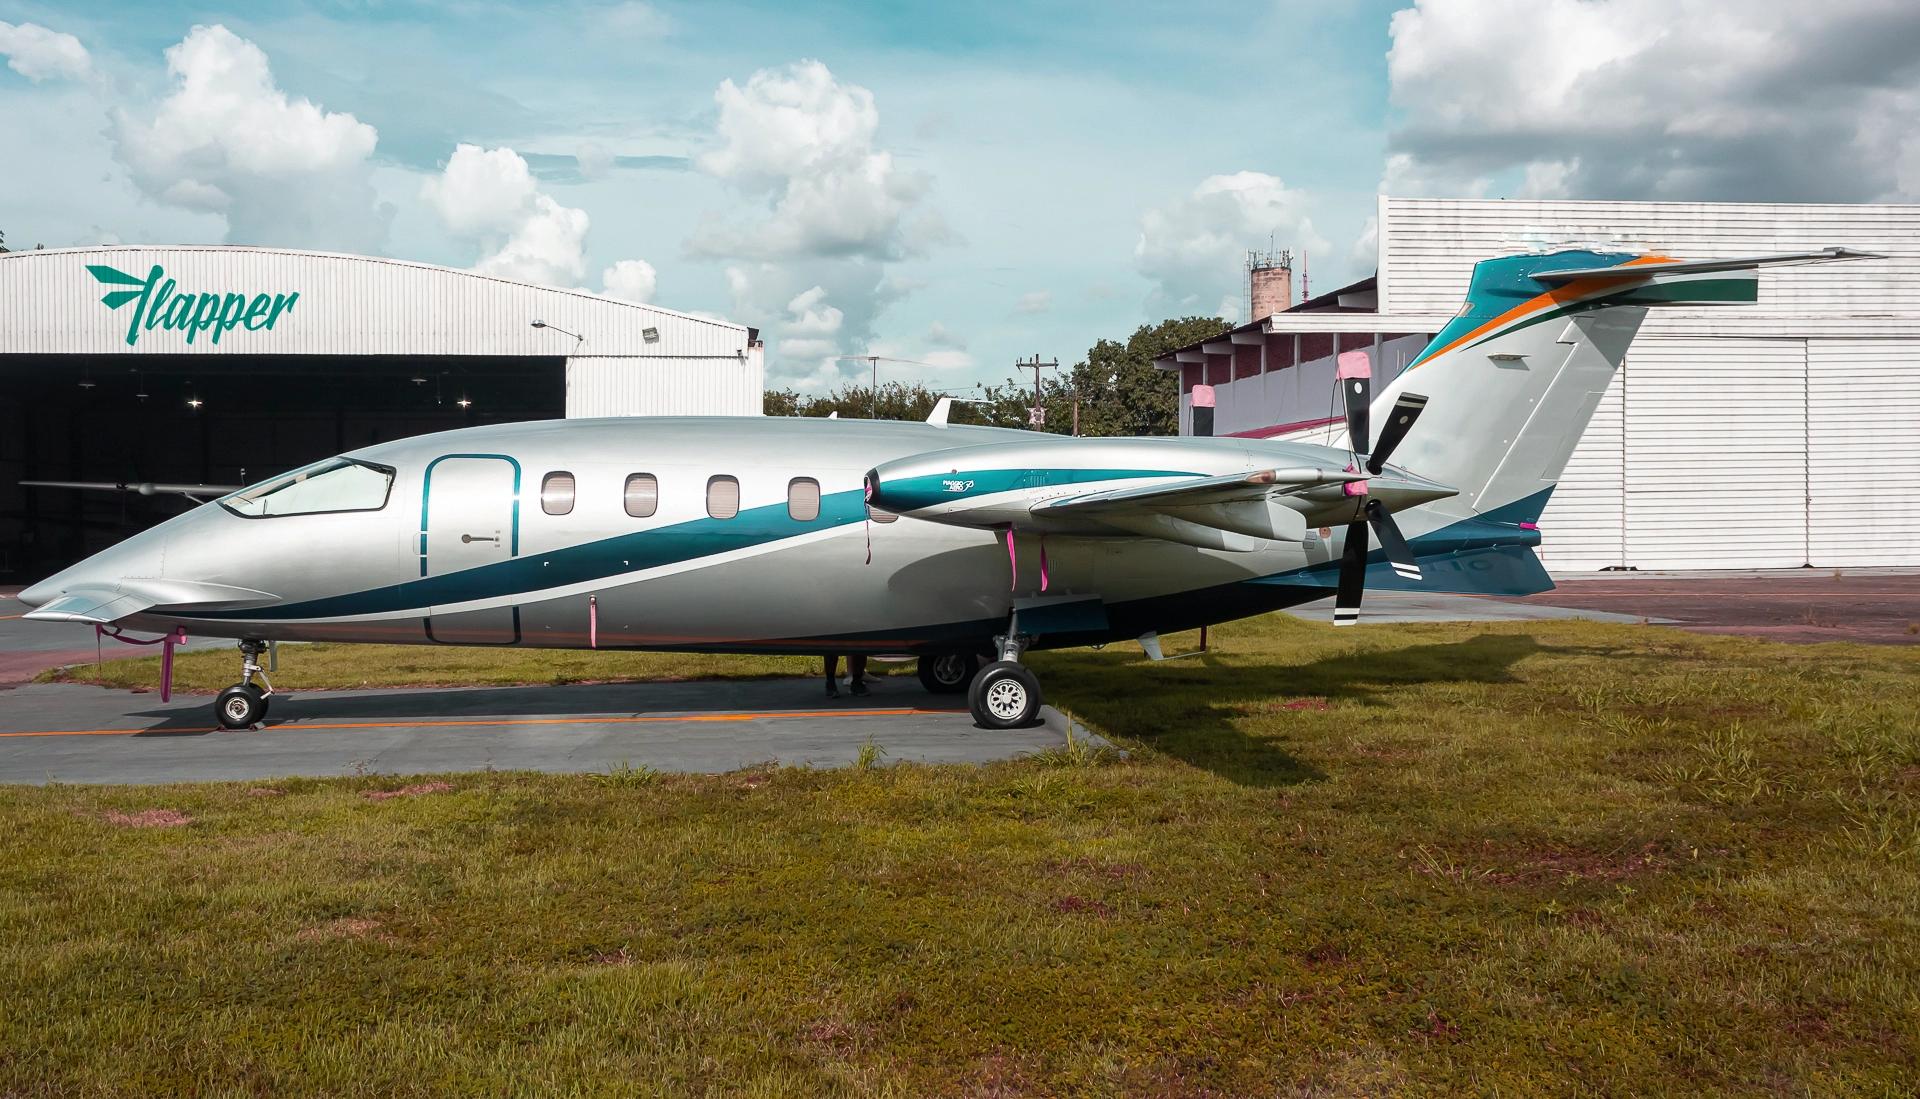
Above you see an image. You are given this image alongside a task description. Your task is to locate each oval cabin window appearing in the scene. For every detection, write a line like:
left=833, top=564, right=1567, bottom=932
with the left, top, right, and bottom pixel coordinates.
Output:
left=787, top=477, right=821, bottom=522
left=624, top=473, right=658, bottom=518
left=707, top=475, right=740, bottom=520
left=541, top=472, right=575, bottom=516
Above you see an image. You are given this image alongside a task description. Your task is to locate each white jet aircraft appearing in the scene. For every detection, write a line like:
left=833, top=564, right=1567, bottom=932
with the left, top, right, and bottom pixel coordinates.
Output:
left=19, top=247, right=1875, bottom=730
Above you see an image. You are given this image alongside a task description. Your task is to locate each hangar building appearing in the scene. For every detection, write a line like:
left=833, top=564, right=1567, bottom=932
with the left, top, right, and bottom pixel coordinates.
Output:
left=1159, top=197, right=1920, bottom=572
left=0, top=245, right=763, bottom=583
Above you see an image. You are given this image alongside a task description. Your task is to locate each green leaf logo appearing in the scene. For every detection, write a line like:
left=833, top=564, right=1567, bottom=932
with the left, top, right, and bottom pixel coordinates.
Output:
left=87, top=265, right=145, bottom=310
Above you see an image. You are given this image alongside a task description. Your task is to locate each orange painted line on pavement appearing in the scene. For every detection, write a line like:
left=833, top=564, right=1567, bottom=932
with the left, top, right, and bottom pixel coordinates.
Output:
left=0, top=707, right=963, bottom=739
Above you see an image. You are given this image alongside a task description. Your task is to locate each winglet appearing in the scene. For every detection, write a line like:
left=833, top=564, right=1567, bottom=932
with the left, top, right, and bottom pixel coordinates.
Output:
left=927, top=396, right=952, bottom=426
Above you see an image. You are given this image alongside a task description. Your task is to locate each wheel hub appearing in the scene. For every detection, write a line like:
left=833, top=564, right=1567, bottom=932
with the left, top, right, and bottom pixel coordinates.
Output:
left=984, top=680, right=1027, bottom=720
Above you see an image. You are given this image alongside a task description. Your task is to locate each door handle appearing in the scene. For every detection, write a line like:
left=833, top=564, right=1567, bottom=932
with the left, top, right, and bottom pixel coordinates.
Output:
left=460, top=534, right=500, bottom=544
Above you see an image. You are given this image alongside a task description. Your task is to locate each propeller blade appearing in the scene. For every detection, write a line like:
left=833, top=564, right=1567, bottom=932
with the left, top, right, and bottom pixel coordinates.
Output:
left=1336, top=351, right=1371, bottom=454
left=1366, top=499, right=1422, bottom=581
left=1366, top=393, right=1428, bottom=474
left=1332, top=517, right=1368, bottom=626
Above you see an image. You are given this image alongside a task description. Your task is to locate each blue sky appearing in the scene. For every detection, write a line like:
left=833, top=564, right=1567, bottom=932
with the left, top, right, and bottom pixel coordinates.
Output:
left=4, top=0, right=1917, bottom=392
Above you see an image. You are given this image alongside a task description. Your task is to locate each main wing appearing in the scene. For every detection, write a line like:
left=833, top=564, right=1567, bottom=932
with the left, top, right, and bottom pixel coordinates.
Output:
left=1031, top=466, right=1362, bottom=546
left=865, top=439, right=1457, bottom=552
left=21, top=479, right=243, bottom=502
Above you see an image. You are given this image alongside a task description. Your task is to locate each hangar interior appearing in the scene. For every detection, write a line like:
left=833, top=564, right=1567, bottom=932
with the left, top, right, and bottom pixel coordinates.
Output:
left=0, top=354, right=563, bottom=584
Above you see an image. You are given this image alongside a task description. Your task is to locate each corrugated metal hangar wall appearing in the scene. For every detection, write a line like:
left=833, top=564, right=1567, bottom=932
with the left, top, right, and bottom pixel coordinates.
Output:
left=1375, top=198, right=1920, bottom=571
left=0, top=247, right=765, bottom=582
left=1167, top=199, right=1920, bottom=573
left=0, top=246, right=764, bottom=417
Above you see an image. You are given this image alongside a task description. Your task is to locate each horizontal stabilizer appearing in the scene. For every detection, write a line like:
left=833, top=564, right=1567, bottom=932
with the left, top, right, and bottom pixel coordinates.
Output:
left=1530, top=247, right=1881, bottom=282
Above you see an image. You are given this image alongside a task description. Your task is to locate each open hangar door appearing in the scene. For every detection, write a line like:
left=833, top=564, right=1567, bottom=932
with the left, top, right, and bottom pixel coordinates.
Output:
left=0, top=353, right=564, bottom=585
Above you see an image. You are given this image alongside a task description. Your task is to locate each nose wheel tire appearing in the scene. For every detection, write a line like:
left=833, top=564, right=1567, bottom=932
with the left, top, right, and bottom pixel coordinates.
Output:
left=917, top=651, right=980, bottom=694
left=967, top=660, right=1042, bottom=729
left=215, top=684, right=269, bottom=729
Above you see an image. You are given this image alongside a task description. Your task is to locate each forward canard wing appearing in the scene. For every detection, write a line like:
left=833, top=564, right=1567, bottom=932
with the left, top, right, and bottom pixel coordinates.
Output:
left=21, top=579, right=278, bottom=625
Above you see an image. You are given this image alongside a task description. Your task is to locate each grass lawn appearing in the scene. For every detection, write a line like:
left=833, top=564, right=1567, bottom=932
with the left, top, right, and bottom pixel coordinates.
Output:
left=4, top=615, right=1918, bottom=1095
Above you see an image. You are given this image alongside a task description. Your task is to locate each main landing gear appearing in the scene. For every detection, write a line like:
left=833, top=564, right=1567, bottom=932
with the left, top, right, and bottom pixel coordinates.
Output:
left=916, top=651, right=980, bottom=694
left=214, top=639, right=274, bottom=729
left=966, top=634, right=1043, bottom=730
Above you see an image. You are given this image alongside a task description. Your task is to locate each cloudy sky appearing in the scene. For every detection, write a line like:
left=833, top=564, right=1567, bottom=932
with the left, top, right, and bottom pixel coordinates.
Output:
left=4, top=0, right=1918, bottom=392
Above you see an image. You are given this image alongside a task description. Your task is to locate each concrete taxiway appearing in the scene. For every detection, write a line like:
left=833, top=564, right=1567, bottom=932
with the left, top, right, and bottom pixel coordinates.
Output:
left=2, top=569, right=1910, bottom=786
left=0, top=678, right=1099, bottom=785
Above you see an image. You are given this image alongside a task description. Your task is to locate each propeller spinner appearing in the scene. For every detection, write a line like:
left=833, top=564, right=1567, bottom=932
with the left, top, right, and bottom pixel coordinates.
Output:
left=1332, top=352, right=1429, bottom=626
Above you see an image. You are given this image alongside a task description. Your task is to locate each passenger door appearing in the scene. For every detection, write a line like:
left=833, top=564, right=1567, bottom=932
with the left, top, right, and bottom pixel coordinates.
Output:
left=420, top=455, right=521, bottom=644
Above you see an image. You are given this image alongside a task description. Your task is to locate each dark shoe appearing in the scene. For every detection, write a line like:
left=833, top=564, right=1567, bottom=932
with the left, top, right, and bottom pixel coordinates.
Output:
left=850, top=681, right=869, bottom=697
left=825, top=683, right=839, bottom=698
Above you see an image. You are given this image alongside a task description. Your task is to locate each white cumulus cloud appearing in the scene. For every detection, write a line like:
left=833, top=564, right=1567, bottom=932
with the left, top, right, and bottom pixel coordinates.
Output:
left=1135, top=171, right=1328, bottom=322
left=422, top=143, right=539, bottom=235
left=695, top=60, right=945, bottom=390
left=112, top=24, right=387, bottom=252
left=0, top=19, right=89, bottom=82
left=1385, top=0, right=1920, bottom=202
left=691, top=59, right=939, bottom=261
left=424, top=143, right=651, bottom=292
left=601, top=258, right=657, bottom=303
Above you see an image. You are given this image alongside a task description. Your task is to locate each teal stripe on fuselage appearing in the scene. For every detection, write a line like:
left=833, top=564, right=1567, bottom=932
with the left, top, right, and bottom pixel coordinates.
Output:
left=197, top=487, right=873, bottom=621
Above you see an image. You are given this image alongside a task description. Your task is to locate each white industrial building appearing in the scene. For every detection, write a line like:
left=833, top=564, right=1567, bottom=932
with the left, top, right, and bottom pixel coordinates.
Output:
left=1158, top=197, right=1920, bottom=571
left=0, top=245, right=764, bottom=417
left=0, top=245, right=763, bottom=581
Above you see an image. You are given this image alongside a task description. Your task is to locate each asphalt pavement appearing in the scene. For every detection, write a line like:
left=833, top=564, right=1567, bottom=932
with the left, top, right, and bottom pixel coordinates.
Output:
left=0, top=678, right=1081, bottom=785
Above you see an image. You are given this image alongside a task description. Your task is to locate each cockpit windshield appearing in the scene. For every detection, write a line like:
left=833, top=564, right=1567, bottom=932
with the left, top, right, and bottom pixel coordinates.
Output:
left=219, top=458, right=395, bottom=518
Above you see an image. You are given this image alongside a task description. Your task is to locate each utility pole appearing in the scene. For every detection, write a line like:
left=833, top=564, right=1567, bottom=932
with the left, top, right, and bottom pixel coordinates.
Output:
left=1018, top=354, right=1059, bottom=429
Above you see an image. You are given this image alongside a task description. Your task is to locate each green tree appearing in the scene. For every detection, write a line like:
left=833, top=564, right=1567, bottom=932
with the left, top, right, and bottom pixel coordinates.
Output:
left=763, top=388, right=802, bottom=416
left=966, top=315, right=1232, bottom=436
left=763, top=382, right=959, bottom=422
left=761, top=316, right=1231, bottom=434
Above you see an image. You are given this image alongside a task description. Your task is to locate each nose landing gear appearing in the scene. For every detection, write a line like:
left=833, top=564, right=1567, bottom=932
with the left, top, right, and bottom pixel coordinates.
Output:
left=967, top=633, right=1043, bottom=730
left=214, top=639, right=274, bottom=729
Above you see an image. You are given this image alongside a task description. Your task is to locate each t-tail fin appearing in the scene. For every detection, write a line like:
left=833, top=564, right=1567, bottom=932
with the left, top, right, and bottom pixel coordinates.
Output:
left=1377, top=247, right=1878, bottom=528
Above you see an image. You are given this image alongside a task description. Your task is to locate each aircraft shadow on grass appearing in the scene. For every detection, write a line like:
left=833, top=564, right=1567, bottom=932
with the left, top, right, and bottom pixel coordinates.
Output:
left=1047, top=632, right=1578, bottom=788
left=125, top=676, right=953, bottom=735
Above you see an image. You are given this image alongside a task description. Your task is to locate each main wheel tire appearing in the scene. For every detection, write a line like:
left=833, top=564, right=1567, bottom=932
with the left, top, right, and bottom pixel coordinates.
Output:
left=967, top=660, right=1043, bottom=729
left=215, top=684, right=266, bottom=729
left=917, top=651, right=979, bottom=694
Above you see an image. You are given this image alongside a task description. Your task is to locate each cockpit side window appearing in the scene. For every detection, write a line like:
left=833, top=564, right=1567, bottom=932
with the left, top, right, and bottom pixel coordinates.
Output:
left=219, top=458, right=395, bottom=518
